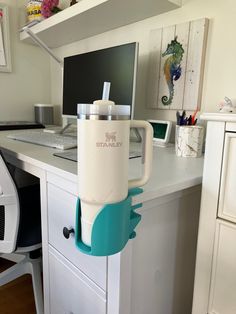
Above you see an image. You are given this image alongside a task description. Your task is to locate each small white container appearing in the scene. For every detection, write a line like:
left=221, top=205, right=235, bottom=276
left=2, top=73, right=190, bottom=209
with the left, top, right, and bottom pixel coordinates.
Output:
left=175, top=125, right=204, bottom=157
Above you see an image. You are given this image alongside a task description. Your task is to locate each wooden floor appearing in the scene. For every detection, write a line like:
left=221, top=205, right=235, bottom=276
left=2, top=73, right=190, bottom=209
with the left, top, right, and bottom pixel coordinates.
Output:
left=0, top=258, right=36, bottom=314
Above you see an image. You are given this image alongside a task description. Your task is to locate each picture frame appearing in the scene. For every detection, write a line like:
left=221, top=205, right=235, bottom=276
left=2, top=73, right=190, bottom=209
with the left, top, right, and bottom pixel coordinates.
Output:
left=146, top=18, right=209, bottom=110
left=0, top=3, right=11, bottom=72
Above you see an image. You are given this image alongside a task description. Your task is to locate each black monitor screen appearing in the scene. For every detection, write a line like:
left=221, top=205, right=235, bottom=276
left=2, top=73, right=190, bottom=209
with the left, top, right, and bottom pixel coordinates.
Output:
left=62, top=42, right=138, bottom=117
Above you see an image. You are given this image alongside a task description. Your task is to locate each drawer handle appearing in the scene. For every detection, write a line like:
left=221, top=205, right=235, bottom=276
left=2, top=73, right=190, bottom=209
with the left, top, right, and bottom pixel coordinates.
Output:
left=63, top=227, right=75, bottom=239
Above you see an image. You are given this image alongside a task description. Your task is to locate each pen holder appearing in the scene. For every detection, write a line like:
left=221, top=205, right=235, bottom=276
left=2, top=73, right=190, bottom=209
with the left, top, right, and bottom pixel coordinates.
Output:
left=75, top=188, right=143, bottom=256
left=175, top=125, right=204, bottom=157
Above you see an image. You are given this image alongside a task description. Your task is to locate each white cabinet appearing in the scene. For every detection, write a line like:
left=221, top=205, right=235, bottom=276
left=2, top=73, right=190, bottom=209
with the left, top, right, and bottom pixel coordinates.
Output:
left=192, top=114, right=236, bottom=314
left=208, top=220, right=236, bottom=314
left=49, top=247, right=106, bottom=314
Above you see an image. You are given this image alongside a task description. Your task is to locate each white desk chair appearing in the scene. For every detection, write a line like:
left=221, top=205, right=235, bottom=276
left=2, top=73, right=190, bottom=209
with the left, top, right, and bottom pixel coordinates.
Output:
left=0, top=152, right=43, bottom=314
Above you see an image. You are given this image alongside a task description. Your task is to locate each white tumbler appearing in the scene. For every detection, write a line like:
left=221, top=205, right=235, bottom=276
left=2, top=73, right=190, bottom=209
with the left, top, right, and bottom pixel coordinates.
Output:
left=77, top=100, right=153, bottom=246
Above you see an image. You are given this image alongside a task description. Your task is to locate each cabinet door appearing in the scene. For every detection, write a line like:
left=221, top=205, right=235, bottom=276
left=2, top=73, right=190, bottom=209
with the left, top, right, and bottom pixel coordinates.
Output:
left=47, top=183, right=107, bottom=290
left=218, top=133, right=236, bottom=223
left=208, top=220, right=236, bottom=314
left=49, top=247, right=106, bottom=314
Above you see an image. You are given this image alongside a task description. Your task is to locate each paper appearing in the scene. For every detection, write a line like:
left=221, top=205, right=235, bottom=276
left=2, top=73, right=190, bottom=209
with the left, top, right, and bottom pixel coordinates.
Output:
left=0, top=19, right=6, bottom=66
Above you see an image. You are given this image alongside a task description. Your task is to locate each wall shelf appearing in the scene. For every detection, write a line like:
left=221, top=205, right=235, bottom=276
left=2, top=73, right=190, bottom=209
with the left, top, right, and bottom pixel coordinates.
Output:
left=20, top=0, right=181, bottom=48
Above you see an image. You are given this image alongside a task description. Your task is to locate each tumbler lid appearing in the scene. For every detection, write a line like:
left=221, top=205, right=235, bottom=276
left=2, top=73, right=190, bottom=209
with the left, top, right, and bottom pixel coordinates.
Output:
left=77, top=101, right=130, bottom=120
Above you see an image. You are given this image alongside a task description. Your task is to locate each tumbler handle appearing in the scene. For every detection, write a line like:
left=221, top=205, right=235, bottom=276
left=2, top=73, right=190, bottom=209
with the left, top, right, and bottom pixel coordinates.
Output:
left=128, top=120, right=153, bottom=189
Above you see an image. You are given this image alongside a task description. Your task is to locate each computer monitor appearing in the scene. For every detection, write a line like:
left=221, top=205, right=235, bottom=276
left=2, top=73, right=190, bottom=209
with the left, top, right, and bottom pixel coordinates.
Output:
left=62, top=42, right=138, bottom=119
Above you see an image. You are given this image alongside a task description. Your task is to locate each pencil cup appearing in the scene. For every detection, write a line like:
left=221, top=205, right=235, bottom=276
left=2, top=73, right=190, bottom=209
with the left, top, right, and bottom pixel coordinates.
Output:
left=175, top=125, right=204, bottom=157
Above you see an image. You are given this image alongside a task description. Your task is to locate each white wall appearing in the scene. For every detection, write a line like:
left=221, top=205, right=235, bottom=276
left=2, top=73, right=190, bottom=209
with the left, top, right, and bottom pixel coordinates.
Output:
left=0, top=0, right=50, bottom=121
left=50, top=0, right=236, bottom=124
left=0, top=0, right=234, bottom=123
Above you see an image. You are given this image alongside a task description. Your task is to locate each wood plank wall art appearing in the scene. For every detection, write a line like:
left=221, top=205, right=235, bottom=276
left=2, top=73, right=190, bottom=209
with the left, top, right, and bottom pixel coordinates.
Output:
left=146, top=18, right=209, bottom=110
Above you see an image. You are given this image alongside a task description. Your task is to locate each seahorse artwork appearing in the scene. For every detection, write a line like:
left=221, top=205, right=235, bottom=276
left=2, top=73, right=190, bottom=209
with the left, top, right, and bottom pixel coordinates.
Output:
left=161, top=36, right=184, bottom=106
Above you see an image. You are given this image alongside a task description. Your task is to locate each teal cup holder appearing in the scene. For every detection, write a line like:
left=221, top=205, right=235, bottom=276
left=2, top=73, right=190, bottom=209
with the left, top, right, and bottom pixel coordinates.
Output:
left=75, top=187, right=143, bottom=256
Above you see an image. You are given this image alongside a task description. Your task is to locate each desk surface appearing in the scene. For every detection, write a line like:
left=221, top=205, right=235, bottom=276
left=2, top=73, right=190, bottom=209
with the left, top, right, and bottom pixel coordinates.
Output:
left=0, top=130, right=204, bottom=203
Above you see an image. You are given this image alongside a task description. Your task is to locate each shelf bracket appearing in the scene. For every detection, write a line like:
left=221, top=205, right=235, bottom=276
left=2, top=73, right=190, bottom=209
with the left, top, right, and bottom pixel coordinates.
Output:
left=21, top=26, right=63, bottom=67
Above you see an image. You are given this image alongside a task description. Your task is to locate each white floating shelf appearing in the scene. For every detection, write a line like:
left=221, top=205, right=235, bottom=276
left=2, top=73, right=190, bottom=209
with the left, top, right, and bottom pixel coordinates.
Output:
left=20, top=0, right=181, bottom=48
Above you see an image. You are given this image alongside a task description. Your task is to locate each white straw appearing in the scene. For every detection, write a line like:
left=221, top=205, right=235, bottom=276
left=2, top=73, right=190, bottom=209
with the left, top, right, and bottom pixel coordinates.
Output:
left=102, top=82, right=111, bottom=100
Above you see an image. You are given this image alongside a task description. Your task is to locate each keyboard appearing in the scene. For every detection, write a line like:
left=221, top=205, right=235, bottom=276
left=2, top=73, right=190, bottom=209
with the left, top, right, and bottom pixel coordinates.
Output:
left=0, top=121, right=44, bottom=130
left=7, top=130, right=77, bottom=150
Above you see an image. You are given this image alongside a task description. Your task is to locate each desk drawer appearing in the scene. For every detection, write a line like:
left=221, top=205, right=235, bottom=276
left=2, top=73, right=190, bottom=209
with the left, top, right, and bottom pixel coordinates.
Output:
left=47, top=183, right=107, bottom=290
left=208, top=220, right=236, bottom=314
left=49, top=247, right=106, bottom=314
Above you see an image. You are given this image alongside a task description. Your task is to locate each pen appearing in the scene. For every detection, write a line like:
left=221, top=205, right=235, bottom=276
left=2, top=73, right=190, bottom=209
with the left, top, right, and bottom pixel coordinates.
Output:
left=187, top=115, right=192, bottom=125
left=191, top=106, right=199, bottom=125
left=176, top=109, right=198, bottom=126
left=176, top=111, right=181, bottom=125
left=180, top=110, right=186, bottom=126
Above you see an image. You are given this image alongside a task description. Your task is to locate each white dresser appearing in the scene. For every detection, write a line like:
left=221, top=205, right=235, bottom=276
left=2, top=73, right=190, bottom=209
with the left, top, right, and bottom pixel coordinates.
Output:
left=192, top=113, right=236, bottom=314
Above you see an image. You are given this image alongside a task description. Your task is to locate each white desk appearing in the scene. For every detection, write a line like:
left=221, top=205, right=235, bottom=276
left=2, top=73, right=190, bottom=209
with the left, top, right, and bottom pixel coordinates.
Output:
left=0, top=130, right=203, bottom=314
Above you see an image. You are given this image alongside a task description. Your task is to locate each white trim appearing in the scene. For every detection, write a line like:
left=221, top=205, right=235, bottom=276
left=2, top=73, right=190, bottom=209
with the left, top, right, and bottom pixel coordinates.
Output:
left=200, top=112, right=236, bottom=122
left=0, top=3, right=11, bottom=72
left=34, top=104, right=54, bottom=108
